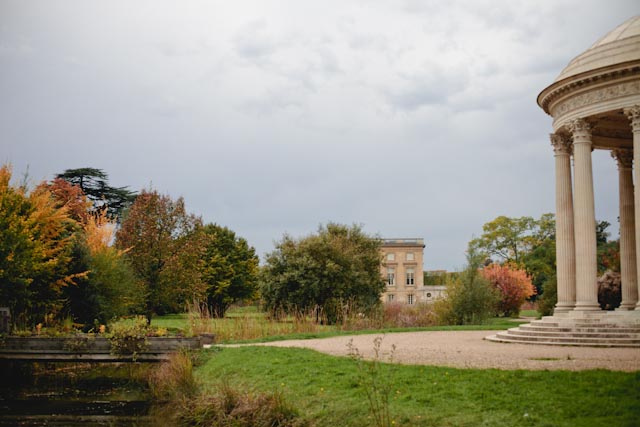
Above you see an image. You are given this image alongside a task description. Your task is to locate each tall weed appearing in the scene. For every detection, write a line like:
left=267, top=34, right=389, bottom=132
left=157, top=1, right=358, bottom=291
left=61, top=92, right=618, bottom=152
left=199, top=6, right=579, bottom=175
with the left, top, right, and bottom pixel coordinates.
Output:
left=148, top=350, right=197, bottom=401
left=186, top=300, right=214, bottom=336
left=177, top=382, right=309, bottom=427
left=348, top=336, right=396, bottom=427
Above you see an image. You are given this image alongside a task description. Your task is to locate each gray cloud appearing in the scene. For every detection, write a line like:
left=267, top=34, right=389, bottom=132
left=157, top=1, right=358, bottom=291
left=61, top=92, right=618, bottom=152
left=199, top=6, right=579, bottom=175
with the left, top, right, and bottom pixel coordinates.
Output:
left=1, top=0, right=637, bottom=270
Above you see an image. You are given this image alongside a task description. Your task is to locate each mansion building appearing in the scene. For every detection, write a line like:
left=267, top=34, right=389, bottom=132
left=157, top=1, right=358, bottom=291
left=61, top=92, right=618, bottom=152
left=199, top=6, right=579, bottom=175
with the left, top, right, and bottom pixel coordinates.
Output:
left=380, top=238, right=445, bottom=304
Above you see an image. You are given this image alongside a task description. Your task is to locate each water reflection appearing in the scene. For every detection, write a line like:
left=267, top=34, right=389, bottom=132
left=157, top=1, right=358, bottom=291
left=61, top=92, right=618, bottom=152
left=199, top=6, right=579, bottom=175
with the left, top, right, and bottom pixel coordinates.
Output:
left=0, top=362, right=156, bottom=427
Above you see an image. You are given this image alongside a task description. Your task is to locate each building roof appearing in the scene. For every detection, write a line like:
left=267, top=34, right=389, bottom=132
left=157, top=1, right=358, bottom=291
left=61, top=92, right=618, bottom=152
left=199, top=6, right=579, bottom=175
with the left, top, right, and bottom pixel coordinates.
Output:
left=553, top=15, right=640, bottom=83
left=382, top=238, right=425, bottom=247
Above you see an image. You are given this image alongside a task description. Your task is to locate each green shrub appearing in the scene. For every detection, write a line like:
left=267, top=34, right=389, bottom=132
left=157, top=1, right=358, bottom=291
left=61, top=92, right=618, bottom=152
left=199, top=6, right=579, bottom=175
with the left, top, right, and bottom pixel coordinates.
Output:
left=108, top=316, right=150, bottom=359
left=434, top=252, right=499, bottom=325
left=538, top=274, right=557, bottom=316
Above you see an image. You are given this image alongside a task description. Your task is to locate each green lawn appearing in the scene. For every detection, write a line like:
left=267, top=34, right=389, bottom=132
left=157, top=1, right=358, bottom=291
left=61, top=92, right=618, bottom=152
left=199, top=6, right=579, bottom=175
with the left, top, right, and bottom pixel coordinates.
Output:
left=519, top=309, right=541, bottom=318
left=196, top=346, right=640, bottom=427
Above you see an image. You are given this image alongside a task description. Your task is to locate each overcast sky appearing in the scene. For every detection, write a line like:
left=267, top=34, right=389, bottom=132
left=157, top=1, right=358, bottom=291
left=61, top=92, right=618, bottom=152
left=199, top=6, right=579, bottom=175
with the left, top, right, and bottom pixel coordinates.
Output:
left=2, top=1, right=638, bottom=270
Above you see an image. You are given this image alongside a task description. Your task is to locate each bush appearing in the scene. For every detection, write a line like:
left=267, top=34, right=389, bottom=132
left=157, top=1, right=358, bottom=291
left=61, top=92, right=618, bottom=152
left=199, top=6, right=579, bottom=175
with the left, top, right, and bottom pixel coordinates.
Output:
left=537, top=274, right=557, bottom=316
left=108, top=316, right=150, bottom=359
left=480, top=263, right=536, bottom=317
left=178, top=382, right=309, bottom=427
left=434, top=253, right=499, bottom=325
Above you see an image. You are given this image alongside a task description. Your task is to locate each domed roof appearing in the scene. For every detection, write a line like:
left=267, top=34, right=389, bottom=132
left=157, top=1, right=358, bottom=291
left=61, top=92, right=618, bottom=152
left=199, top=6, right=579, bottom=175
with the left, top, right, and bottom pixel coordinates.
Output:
left=554, top=15, right=640, bottom=83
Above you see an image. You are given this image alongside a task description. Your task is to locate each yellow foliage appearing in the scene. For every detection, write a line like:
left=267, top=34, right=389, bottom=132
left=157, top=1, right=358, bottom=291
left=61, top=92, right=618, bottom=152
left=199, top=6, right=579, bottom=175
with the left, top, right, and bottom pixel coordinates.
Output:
left=83, top=209, right=119, bottom=255
left=0, top=164, right=86, bottom=322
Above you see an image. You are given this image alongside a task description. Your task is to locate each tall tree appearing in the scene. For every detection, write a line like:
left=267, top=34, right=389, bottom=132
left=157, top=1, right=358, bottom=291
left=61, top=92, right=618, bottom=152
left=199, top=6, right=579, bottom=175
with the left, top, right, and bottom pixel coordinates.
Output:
left=261, top=223, right=384, bottom=324
left=199, top=224, right=260, bottom=317
left=0, top=165, right=84, bottom=324
left=57, top=168, right=136, bottom=220
left=115, top=189, right=202, bottom=321
left=468, top=216, right=537, bottom=264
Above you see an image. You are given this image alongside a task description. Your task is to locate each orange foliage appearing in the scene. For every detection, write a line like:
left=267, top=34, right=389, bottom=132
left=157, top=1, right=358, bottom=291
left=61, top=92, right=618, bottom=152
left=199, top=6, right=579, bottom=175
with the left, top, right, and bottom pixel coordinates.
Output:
left=0, top=164, right=87, bottom=322
left=480, top=263, right=536, bottom=317
left=29, top=177, right=88, bottom=292
left=42, top=178, right=92, bottom=224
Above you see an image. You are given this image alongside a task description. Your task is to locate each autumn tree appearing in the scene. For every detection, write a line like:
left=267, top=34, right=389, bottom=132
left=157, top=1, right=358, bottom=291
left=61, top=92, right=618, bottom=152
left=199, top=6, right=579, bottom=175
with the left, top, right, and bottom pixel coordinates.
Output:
left=0, top=165, right=84, bottom=324
left=57, top=168, right=136, bottom=220
left=46, top=178, right=92, bottom=223
left=261, top=224, right=384, bottom=324
left=115, top=189, right=203, bottom=321
left=199, top=224, right=260, bottom=317
left=480, top=263, right=536, bottom=317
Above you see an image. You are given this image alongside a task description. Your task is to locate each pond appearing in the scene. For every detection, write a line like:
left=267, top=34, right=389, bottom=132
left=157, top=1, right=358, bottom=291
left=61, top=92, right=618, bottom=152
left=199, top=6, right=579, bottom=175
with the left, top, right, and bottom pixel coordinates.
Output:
left=0, top=361, right=165, bottom=426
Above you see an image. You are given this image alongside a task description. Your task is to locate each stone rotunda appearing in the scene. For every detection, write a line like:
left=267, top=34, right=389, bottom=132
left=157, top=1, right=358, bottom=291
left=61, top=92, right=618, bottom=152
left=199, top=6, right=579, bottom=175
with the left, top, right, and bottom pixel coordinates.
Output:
left=488, top=16, right=640, bottom=347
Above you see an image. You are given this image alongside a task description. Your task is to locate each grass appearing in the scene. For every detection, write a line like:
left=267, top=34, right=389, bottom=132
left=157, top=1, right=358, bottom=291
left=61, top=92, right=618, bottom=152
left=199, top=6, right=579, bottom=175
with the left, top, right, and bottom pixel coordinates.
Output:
left=519, top=309, right=541, bottom=318
left=152, top=307, right=524, bottom=344
left=196, top=346, right=640, bottom=427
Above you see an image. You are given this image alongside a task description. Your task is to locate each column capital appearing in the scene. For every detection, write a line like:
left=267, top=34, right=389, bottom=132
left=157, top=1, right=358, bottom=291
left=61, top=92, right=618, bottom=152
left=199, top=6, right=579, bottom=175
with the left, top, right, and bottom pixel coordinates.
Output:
left=624, top=105, right=640, bottom=131
left=550, top=133, right=572, bottom=156
left=568, top=118, right=592, bottom=140
left=611, top=149, right=634, bottom=170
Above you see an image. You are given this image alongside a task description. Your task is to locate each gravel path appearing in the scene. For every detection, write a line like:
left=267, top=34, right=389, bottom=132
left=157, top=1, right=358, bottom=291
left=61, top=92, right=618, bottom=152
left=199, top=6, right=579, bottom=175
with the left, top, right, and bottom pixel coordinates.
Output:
left=223, top=331, right=640, bottom=371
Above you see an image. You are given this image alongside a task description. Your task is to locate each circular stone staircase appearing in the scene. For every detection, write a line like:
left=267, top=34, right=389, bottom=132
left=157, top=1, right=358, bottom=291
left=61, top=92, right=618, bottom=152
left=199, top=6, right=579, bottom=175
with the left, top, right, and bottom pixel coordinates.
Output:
left=485, top=311, right=640, bottom=347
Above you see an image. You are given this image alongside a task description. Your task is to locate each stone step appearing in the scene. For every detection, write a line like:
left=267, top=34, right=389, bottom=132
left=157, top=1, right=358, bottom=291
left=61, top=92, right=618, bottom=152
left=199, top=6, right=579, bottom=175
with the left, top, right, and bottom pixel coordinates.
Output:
left=507, top=328, right=639, bottom=339
left=518, top=324, right=640, bottom=334
left=488, top=314, right=640, bottom=347
left=529, top=321, right=632, bottom=329
left=493, top=331, right=640, bottom=345
left=485, top=334, right=640, bottom=347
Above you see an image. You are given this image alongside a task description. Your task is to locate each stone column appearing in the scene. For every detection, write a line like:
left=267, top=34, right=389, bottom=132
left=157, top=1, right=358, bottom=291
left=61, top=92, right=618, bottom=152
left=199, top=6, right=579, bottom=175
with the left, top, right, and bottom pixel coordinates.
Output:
left=569, top=118, right=600, bottom=311
left=612, top=149, right=637, bottom=310
left=551, top=133, right=576, bottom=313
left=624, top=105, right=640, bottom=310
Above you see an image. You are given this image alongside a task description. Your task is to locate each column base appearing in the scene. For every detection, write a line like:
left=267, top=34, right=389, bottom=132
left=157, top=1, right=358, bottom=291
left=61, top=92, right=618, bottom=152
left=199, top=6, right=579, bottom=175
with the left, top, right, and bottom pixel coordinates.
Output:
left=618, top=302, right=637, bottom=311
left=573, top=302, right=601, bottom=311
left=553, top=303, right=575, bottom=314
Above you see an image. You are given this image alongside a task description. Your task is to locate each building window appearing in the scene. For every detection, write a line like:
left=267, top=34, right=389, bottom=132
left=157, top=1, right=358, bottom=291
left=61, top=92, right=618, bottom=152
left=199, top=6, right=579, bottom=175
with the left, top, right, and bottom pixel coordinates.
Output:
left=386, top=267, right=395, bottom=286
left=406, top=268, right=415, bottom=286
left=387, top=253, right=395, bottom=261
left=406, top=252, right=414, bottom=261
left=388, top=294, right=394, bottom=302
left=407, top=294, right=414, bottom=305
